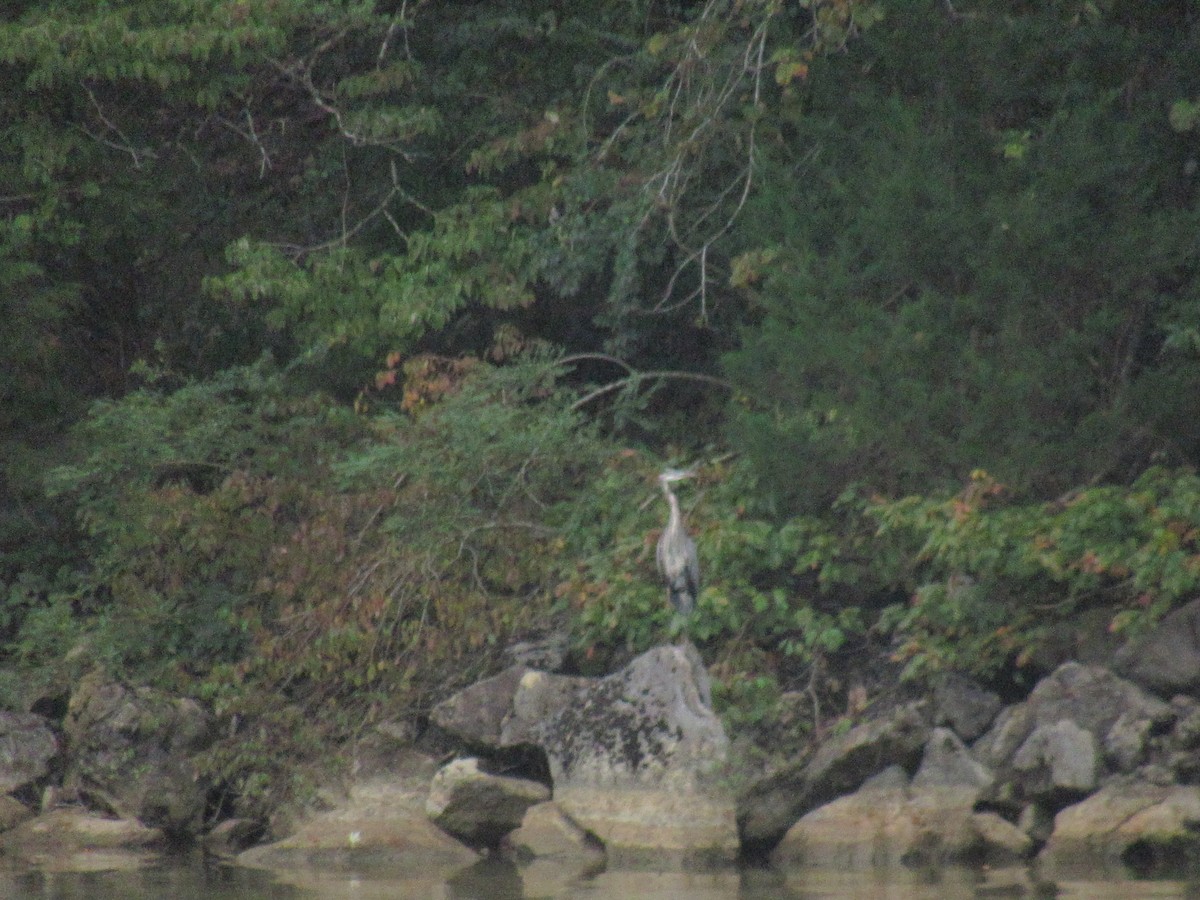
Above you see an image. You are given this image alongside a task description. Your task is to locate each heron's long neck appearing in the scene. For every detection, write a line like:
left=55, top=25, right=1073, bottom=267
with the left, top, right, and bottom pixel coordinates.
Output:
left=663, top=485, right=682, bottom=528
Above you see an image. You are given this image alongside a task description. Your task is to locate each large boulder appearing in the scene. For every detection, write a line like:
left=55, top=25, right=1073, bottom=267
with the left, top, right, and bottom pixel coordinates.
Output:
left=1039, top=777, right=1200, bottom=877
left=0, top=795, right=34, bottom=832
left=433, top=643, right=737, bottom=863
left=912, top=727, right=994, bottom=793
left=738, top=701, right=932, bottom=853
left=238, top=750, right=479, bottom=876
left=1, top=807, right=165, bottom=872
left=1114, top=597, right=1200, bottom=695
left=974, top=662, right=1173, bottom=812
left=772, top=762, right=1031, bottom=870
left=0, top=711, right=58, bottom=796
left=425, top=757, right=550, bottom=847
left=61, top=669, right=215, bottom=835
left=431, top=664, right=531, bottom=750
left=1010, top=719, right=1100, bottom=801
left=932, top=672, right=1002, bottom=742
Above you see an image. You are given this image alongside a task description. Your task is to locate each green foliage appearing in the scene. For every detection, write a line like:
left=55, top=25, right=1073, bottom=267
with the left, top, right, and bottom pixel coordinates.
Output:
left=869, top=468, right=1200, bottom=678
left=41, top=359, right=363, bottom=687
left=726, top=1, right=1200, bottom=512
left=5, top=0, right=1200, bottom=825
left=712, top=672, right=784, bottom=734
left=224, top=354, right=615, bottom=713
left=564, top=458, right=869, bottom=685
left=211, top=188, right=540, bottom=372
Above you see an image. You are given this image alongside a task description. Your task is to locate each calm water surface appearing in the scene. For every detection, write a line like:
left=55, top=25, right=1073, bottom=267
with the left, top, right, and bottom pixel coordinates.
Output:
left=3, top=857, right=1199, bottom=899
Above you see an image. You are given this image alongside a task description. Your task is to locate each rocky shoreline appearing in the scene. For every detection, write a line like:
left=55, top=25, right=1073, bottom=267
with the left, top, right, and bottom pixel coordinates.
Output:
left=4, top=598, right=1200, bottom=881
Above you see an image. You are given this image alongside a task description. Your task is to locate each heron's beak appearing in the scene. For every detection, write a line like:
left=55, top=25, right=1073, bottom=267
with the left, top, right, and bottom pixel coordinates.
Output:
left=659, top=467, right=697, bottom=483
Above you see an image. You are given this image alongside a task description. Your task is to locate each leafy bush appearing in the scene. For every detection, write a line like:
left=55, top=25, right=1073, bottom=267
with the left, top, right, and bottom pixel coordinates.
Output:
left=870, top=468, right=1200, bottom=679
left=39, top=359, right=364, bottom=689
left=562, top=457, right=870, bottom=710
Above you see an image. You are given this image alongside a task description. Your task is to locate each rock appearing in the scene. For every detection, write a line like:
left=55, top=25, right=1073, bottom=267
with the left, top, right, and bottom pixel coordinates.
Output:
left=0, top=711, right=58, bottom=797
left=238, top=760, right=480, bottom=875
left=738, top=701, right=931, bottom=853
left=1011, top=720, right=1099, bottom=800
left=972, top=703, right=1034, bottom=773
left=430, top=664, right=531, bottom=750
left=1105, top=710, right=1157, bottom=772
left=0, top=795, right=33, bottom=832
left=504, top=801, right=605, bottom=863
left=434, top=643, right=737, bottom=863
left=1, top=807, right=165, bottom=871
left=772, top=767, right=1031, bottom=869
left=501, top=645, right=724, bottom=786
left=973, top=663, right=1173, bottom=811
left=1017, top=802, right=1056, bottom=844
left=62, top=671, right=215, bottom=835
left=933, top=673, right=1002, bottom=742
left=973, top=810, right=1036, bottom=860
left=1170, top=695, right=1200, bottom=750
left=912, top=727, right=994, bottom=792
left=1040, top=778, right=1200, bottom=877
left=1114, top=597, right=1200, bottom=695
left=425, top=757, right=550, bottom=847
left=201, top=818, right=264, bottom=859
left=1165, top=696, right=1200, bottom=781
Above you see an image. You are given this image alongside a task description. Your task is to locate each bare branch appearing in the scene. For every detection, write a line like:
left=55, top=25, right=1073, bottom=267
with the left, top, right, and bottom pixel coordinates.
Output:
left=79, top=82, right=155, bottom=168
left=569, top=368, right=734, bottom=412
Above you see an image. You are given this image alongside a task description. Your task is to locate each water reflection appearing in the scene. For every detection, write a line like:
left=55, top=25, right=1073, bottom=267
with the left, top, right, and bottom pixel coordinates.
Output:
left=448, top=858, right=524, bottom=900
left=4, top=857, right=1200, bottom=899
left=0, top=858, right=301, bottom=900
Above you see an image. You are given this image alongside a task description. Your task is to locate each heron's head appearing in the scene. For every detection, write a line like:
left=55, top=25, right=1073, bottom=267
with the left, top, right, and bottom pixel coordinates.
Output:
left=658, top=467, right=696, bottom=486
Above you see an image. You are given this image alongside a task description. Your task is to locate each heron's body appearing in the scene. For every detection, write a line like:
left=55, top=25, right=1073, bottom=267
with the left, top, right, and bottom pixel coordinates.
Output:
left=656, top=470, right=700, bottom=616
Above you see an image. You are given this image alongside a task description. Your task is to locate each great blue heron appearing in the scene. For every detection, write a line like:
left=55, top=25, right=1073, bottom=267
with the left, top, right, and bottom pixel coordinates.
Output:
left=656, top=468, right=699, bottom=617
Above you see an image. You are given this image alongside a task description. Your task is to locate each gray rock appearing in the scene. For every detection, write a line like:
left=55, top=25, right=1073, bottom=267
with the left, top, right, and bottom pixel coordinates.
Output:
left=1012, top=720, right=1099, bottom=799
left=1114, top=597, right=1200, bottom=695
left=430, top=664, right=531, bottom=750
left=912, top=727, right=994, bottom=794
left=1, top=808, right=165, bottom=871
left=1033, top=663, right=1171, bottom=737
left=432, top=643, right=736, bottom=862
left=738, top=702, right=931, bottom=852
left=1040, top=778, right=1200, bottom=877
left=974, top=663, right=1172, bottom=777
left=772, top=770, right=1032, bottom=870
left=1169, top=695, right=1200, bottom=751
left=1104, top=710, right=1156, bottom=772
left=200, top=819, right=263, bottom=859
left=501, top=644, right=724, bottom=790
left=972, top=703, right=1034, bottom=771
left=0, top=711, right=58, bottom=795
left=425, top=757, right=550, bottom=848
left=933, top=673, right=1002, bottom=742
left=62, top=670, right=214, bottom=835
left=238, top=764, right=480, bottom=874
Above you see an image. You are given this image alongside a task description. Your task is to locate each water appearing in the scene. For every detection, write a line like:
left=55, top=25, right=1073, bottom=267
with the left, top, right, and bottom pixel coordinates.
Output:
left=2, top=857, right=1199, bottom=900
